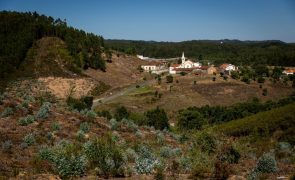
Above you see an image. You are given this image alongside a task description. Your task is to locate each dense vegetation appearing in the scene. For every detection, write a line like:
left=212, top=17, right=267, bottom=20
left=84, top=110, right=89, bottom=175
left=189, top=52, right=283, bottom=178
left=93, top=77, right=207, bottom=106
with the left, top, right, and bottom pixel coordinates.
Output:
left=106, top=39, right=295, bottom=66
left=0, top=11, right=106, bottom=79
left=177, top=95, right=295, bottom=130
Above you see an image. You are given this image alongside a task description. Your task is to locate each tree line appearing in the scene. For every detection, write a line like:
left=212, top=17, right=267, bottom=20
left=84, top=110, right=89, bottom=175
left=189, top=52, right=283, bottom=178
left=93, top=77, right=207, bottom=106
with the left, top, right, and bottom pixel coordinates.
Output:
left=0, top=11, right=107, bottom=79
left=106, top=39, right=295, bottom=66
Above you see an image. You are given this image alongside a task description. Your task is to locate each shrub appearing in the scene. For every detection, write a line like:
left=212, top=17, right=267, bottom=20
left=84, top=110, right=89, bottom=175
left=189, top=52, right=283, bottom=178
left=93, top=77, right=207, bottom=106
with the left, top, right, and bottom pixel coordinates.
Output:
left=66, top=96, right=93, bottom=111
left=97, top=110, right=112, bottom=120
left=257, top=77, right=265, bottom=83
left=159, top=146, right=181, bottom=158
left=110, top=118, right=118, bottom=130
left=197, top=132, right=216, bottom=153
left=218, top=145, right=240, bottom=164
left=47, top=142, right=87, bottom=178
left=51, top=122, right=60, bottom=131
left=121, top=118, right=138, bottom=132
left=178, top=156, right=192, bottom=172
left=166, top=75, right=173, bottom=83
left=241, top=76, right=250, bottom=84
left=114, top=106, right=129, bottom=121
left=180, top=71, right=187, bottom=76
left=212, top=77, right=216, bottom=81
left=83, top=135, right=127, bottom=177
left=125, top=148, right=138, bottom=161
left=156, top=131, right=165, bottom=144
left=145, top=107, right=169, bottom=130
left=81, top=109, right=97, bottom=118
left=255, top=153, right=278, bottom=173
left=135, top=130, right=143, bottom=138
left=18, top=115, right=35, bottom=126
left=2, top=140, right=13, bottom=152
left=76, top=130, right=85, bottom=141
left=177, top=109, right=206, bottom=130
left=1, top=107, right=14, bottom=117
left=223, top=76, right=228, bottom=81
left=79, top=122, right=90, bottom=133
left=36, top=102, right=51, bottom=119
left=23, top=133, right=35, bottom=146
left=129, top=112, right=146, bottom=126
left=231, top=71, right=240, bottom=79
left=135, top=145, right=159, bottom=174
left=38, top=146, right=54, bottom=161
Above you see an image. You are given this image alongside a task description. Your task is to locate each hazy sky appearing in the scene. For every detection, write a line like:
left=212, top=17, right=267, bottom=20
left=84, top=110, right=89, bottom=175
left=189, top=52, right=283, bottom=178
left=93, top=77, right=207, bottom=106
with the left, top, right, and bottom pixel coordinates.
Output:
left=1, top=0, right=295, bottom=42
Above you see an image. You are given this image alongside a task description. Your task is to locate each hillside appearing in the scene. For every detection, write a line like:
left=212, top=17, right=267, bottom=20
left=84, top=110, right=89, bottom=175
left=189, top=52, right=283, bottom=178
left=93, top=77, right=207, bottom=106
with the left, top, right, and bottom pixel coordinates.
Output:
left=106, top=39, right=295, bottom=66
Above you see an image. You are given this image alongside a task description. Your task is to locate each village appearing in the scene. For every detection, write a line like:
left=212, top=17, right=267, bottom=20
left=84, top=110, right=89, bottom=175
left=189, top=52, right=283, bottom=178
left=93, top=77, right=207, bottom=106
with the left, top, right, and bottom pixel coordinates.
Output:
left=140, top=52, right=295, bottom=77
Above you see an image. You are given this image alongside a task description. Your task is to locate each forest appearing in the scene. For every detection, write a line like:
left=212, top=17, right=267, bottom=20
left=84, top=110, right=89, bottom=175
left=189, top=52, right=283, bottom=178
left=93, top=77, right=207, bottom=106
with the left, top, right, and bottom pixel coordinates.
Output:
left=0, top=11, right=106, bottom=79
left=106, top=39, right=295, bottom=66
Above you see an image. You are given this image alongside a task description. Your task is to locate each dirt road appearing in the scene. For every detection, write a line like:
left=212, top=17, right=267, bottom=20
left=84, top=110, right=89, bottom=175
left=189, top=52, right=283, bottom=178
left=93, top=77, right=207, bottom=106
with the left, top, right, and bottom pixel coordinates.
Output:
left=92, top=79, right=155, bottom=108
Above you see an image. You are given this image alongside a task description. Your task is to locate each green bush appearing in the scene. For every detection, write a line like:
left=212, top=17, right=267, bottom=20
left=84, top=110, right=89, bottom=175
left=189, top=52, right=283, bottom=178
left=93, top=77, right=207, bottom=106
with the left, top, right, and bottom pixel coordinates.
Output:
left=51, top=122, right=60, bottom=131
left=81, top=109, right=97, bottom=118
left=145, top=107, right=169, bottom=130
left=177, top=109, right=206, bottom=130
left=231, top=71, right=240, bottom=79
left=23, top=133, right=35, bottom=146
left=1, top=107, right=14, bottom=117
left=36, top=102, right=51, bottom=119
left=79, top=122, right=90, bottom=133
left=135, top=144, right=159, bottom=174
left=66, top=96, right=93, bottom=111
left=18, top=115, right=35, bottom=126
left=83, top=135, right=127, bottom=177
left=114, top=106, right=129, bottom=121
left=256, top=153, right=278, bottom=173
left=219, top=145, right=240, bottom=164
left=166, top=75, right=173, bottom=83
left=97, top=110, right=112, bottom=120
left=197, top=132, right=216, bottom=153
left=110, top=118, right=118, bottom=130
left=257, top=77, right=265, bottom=83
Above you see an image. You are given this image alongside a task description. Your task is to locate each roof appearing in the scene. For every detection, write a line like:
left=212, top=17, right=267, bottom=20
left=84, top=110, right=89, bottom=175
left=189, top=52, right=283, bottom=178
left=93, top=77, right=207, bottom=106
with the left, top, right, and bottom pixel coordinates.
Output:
left=283, top=69, right=295, bottom=73
left=142, top=61, right=162, bottom=66
left=219, top=63, right=230, bottom=69
left=170, top=64, right=180, bottom=68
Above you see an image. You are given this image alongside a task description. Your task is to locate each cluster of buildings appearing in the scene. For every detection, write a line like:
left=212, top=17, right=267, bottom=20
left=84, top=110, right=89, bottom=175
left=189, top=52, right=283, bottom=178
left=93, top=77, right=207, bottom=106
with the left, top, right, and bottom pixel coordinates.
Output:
left=140, top=52, right=237, bottom=75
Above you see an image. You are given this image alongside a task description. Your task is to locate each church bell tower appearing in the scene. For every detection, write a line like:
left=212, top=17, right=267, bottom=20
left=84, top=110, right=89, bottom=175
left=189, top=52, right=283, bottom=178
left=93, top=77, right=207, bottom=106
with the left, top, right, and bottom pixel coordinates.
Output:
left=181, top=52, right=185, bottom=64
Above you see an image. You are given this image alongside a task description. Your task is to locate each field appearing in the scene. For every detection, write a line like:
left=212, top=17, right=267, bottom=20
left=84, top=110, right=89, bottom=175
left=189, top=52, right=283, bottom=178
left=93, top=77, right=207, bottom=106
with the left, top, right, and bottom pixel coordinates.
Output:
left=94, top=73, right=294, bottom=121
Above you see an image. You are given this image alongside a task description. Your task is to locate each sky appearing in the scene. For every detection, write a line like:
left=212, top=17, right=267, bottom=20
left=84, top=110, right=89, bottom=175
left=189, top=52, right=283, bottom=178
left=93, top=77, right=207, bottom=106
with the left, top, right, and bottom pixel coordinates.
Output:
left=1, top=0, right=295, bottom=42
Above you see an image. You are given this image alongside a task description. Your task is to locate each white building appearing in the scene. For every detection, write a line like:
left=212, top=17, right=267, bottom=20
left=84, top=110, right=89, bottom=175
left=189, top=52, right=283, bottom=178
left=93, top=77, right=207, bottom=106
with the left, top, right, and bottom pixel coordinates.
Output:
left=169, top=52, right=201, bottom=74
left=137, top=55, right=150, bottom=60
left=283, top=69, right=295, bottom=75
left=219, top=63, right=237, bottom=71
left=141, top=61, right=168, bottom=74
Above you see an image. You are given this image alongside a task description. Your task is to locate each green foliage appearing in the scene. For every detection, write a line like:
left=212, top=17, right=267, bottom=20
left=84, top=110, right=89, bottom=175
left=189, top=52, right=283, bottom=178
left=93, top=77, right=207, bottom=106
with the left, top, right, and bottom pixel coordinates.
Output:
left=83, top=135, right=127, bottom=177
left=81, top=109, right=97, bottom=118
left=178, top=156, right=192, bottom=172
left=197, top=132, right=217, bottom=153
left=40, top=141, right=87, bottom=178
left=145, top=107, right=169, bottom=130
left=18, top=115, right=35, bottom=126
left=214, top=103, right=295, bottom=138
left=79, top=122, right=90, bottom=133
left=181, top=96, right=295, bottom=125
left=166, top=75, right=173, bottom=83
left=135, top=144, right=159, bottom=174
left=218, top=145, right=240, bottom=164
left=121, top=118, right=138, bottom=132
left=177, top=109, right=206, bottom=130
left=97, top=110, right=112, bottom=120
left=156, top=131, right=165, bottom=144
left=114, top=106, right=129, bottom=121
left=180, top=72, right=187, bottom=76
left=36, top=102, right=51, bottom=119
left=257, top=77, right=265, bottom=83
left=110, top=118, right=118, bottom=130
left=129, top=112, right=146, bottom=126
left=23, top=133, right=35, bottom=146
left=256, top=153, right=278, bottom=173
left=51, top=122, right=60, bottom=131
left=1, top=107, right=14, bottom=117
left=230, top=71, right=240, bottom=79
left=66, top=96, right=93, bottom=111
left=0, top=11, right=105, bottom=80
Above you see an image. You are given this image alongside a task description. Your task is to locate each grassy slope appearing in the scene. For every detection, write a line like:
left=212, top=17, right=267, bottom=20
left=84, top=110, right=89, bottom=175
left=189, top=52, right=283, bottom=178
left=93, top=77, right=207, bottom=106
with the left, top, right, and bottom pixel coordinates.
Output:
left=209, top=103, right=295, bottom=142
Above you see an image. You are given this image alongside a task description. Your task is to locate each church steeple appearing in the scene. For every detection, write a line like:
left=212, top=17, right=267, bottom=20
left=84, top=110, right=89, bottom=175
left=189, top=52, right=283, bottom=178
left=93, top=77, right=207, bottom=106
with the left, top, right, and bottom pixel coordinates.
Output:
left=181, top=52, right=185, bottom=63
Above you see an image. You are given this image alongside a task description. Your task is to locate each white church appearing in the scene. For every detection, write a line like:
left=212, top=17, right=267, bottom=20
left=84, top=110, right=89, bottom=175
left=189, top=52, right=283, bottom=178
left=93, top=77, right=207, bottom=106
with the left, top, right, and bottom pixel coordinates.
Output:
left=169, top=52, right=201, bottom=74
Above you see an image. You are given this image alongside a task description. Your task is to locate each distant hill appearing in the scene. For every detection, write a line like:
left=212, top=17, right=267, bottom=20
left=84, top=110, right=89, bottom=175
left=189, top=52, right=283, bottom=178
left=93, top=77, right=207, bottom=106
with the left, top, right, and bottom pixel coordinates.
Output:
left=106, top=39, right=295, bottom=66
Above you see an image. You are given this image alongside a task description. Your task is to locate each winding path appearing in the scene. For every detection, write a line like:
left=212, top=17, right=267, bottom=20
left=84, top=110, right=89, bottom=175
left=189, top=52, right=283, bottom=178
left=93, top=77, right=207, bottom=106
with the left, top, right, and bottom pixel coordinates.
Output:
left=92, top=79, right=155, bottom=108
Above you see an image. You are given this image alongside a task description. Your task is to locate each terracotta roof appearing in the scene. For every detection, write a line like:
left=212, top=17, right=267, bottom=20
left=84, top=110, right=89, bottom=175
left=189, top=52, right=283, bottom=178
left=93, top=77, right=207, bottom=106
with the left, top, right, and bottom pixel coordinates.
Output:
left=142, top=61, right=162, bottom=66
left=219, top=63, right=230, bottom=69
left=284, top=69, right=295, bottom=73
